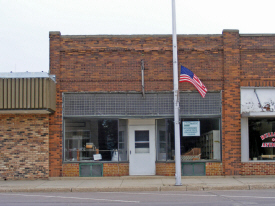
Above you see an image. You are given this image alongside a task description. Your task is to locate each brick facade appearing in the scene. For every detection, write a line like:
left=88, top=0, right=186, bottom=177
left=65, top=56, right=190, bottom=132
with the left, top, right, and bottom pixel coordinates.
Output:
left=0, top=114, right=49, bottom=180
left=62, top=163, right=129, bottom=177
left=206, top=163, right=223, bottom=176
left=222, top=30, right=242, bottom=175
left=62, top=163, right=79, bottom=177
left=241, top=163, right=275, bottom=175
left=49, top=32, right=63, bottom=177
left=103, top=163, right=129, bottom=176
left=156, top=163, right=175, bottom=176
left=49, top=30, right=275, bottom=177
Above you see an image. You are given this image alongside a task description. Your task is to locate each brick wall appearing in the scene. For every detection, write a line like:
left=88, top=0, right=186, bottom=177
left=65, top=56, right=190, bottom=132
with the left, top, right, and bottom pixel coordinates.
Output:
left=62, top=163, right=129, bottom=177
left=49, top=32, right=63, bottom=177
left=156, top=163, right=175, bottom=176
left=103, top=163, right=129, bottom=176
left=241, top=163, right=275, bottom=175
left=206, top=162, right=223, bottom=176
left=51, top=33, right=224, bottom=93
left=240, top=35, right=275, bottom=87
left=0, top=114, right=49, bottom=180
left=222, top=30, right=241, bottom=175
left=62, top=163, right=79, bottom=177
left=156, top=162, right=223, bottom=176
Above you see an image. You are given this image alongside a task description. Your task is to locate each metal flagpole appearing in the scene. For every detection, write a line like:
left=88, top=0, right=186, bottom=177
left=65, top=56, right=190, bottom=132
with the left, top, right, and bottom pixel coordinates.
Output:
left=172, top=0, right=182, bottom=186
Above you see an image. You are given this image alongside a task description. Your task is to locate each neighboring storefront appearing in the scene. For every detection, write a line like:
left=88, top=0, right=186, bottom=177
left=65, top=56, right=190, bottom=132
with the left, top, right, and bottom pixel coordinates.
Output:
left=0, top=72, right=56, bottom=180
left=241, top=88, right=275, bottom=161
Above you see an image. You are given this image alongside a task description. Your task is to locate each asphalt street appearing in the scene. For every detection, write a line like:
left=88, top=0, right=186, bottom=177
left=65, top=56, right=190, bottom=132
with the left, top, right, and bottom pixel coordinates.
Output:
left=1, top=190, right=275, bottom=206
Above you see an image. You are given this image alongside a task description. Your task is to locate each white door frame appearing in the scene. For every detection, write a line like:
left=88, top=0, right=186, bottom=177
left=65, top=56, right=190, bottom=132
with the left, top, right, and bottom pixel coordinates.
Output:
left=128, top=119, right=156, bottom=175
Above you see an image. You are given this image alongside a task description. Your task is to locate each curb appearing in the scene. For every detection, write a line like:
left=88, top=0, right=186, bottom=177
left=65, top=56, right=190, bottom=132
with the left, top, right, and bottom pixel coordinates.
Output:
left=0, top=188, right=72, bottom=193
left=0, top=185, right=262, bottom=193
left=249, top=184, right=275, bottom=190
left=202, top=185, right=249, bottom=191
left=1, top=183, right=275, bottom=193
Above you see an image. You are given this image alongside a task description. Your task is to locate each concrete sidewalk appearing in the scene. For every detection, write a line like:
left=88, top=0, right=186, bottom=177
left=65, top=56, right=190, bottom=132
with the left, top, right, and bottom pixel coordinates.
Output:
left=0, top=176, right=275, bottom=192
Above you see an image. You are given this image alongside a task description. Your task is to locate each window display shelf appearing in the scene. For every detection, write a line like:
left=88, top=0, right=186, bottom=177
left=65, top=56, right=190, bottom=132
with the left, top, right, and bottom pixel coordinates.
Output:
left=65, top=130, right=93, bottom=161
left=199, top=130, right=220, bottom=160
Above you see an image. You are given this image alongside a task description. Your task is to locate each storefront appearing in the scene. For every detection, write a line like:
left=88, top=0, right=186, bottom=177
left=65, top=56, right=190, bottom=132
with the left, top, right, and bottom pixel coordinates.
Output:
left=241, top=88, right=275, bottom=162
left=0, top=72, right=56, bottom=180
left=62, top=92, right=221, bottom=176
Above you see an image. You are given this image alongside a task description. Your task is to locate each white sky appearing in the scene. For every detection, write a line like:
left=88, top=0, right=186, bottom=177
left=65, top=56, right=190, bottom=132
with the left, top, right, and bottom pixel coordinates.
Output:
left=1, top=0, right=274, bottom=73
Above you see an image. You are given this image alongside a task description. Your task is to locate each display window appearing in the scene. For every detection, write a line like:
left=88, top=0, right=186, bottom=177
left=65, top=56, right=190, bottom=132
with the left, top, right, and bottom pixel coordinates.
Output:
left=156, top=118, right=221, bottom=162
left=63, top=118, right=128, bottom=162
left=249, top=118, right=275, bottom=161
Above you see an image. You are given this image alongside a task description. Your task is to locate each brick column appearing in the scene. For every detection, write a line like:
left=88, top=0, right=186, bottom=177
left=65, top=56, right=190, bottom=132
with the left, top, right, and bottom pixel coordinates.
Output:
left=49, top=32, right=62, bottom=177
left=222, top=30, right=241, bottom=175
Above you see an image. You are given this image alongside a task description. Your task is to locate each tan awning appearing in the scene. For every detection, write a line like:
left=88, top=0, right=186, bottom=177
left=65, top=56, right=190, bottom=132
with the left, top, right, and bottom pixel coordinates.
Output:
left=0, top=75, right=56, bottom=114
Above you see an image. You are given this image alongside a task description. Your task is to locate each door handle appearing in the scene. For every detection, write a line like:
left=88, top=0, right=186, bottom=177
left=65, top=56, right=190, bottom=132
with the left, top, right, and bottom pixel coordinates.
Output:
left=130, top=150, right=131, bottom=155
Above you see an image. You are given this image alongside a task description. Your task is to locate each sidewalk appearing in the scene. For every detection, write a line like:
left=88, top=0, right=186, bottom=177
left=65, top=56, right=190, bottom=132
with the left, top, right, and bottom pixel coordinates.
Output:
left=1, top=176, right=275, bottom=192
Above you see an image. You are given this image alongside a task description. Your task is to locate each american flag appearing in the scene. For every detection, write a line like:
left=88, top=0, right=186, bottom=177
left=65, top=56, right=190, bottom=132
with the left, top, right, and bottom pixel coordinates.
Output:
left=179, top=66, right=207, bottom=98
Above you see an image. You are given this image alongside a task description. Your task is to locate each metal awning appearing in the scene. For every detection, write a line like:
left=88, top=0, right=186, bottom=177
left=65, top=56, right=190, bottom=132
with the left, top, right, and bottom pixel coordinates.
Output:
left=0, top=73, right=56, bottom=114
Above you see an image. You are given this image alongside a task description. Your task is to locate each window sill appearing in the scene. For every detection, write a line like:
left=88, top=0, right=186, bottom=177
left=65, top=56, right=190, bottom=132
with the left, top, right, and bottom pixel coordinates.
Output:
left=63, top=161, right=129, bottom=164
left=242, top=160, right=275, bottom=163
left=156, top=160, right=222, bottom=163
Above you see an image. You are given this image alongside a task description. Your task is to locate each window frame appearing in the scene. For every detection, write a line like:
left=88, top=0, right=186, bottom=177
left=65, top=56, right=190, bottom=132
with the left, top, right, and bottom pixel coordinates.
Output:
left=62, top=118, right=128, bottom=163
left=241, top=117, right=275, bottom=162
left=156, top=117, right=222, bottom=162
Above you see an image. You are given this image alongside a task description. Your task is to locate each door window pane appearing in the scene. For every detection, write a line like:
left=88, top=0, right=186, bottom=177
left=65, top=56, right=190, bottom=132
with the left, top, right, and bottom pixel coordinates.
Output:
left=135, top=131, right=149, bottom=153
left=135, top=131, right=149, bottom=142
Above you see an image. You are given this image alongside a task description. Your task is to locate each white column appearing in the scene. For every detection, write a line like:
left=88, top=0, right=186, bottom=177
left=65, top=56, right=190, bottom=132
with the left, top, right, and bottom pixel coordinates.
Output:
left=172, top=0, right=182, bottom=186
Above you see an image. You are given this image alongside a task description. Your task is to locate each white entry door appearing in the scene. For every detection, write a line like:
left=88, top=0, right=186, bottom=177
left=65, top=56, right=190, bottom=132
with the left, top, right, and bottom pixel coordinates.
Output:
left=129, top=121, right=156, bottom=175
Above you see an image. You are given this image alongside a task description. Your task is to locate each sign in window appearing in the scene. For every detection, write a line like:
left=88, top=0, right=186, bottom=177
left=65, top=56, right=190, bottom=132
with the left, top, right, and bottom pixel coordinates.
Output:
left=183, top=121, right=200, bottom=136
left=249, top=118, right=275, bottom=161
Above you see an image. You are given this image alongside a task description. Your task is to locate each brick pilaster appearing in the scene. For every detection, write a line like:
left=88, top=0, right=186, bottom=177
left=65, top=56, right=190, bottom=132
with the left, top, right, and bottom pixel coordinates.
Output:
left=49, top=31, right=62, bottom=177
left=222, top=30, right=241, bottom=175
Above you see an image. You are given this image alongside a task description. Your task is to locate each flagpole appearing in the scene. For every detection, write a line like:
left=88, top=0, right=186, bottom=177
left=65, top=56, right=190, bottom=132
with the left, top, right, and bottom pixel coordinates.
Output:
left=172, top=0, right=182, bottom=186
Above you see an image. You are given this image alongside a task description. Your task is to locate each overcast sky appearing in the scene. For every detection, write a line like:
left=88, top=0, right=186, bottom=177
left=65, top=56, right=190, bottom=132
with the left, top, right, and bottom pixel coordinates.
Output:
left=1, top=0, right=274, bottom=73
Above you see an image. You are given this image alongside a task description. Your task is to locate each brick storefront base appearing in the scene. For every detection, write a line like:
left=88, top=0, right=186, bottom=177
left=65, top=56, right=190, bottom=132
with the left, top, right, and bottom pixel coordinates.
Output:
left=157, top=162, right=223, bottom=176
left=62, top=163, right=129, bottom=177
left=205, top=162, right=223, bottom=176
left=241, top=162, right=275, bottom=175
left=103, top=163, right=129, bottom=176
left=61, top=162, right=275, bottom=177
left=156, top=163, right=175, bottom=176
left=62, top=163, right=79, bottom=177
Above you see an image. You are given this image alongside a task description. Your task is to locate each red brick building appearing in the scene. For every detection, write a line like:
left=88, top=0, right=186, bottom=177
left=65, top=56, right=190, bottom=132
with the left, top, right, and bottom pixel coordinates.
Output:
left=1, top=29, right=275, bottom=179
